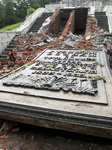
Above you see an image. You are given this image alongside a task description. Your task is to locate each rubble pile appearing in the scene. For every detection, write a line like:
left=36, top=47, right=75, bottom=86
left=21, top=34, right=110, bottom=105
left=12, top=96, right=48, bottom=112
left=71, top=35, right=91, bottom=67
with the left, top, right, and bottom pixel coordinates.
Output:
left=73, top=16, right=101, bottom=49
left=0, top=33, right=59, bottom=77
left=63, top=32, right=82, bottom=47
left=38, top=9, right=60, bottom=37
left=55, top=16, right=103, bottom=49
left=0, top=13, right=111, bottom=77
left=58, top=10, right=75, bottom=43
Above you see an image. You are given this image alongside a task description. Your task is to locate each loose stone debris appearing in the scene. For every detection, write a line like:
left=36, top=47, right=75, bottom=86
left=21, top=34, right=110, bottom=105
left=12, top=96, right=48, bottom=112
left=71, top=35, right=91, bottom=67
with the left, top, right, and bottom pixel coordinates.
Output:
left=0, top=21, right=105, bottom=76
left=63, top=32, right=82, bottom=47
left=0, top=9, right=111, bottom=77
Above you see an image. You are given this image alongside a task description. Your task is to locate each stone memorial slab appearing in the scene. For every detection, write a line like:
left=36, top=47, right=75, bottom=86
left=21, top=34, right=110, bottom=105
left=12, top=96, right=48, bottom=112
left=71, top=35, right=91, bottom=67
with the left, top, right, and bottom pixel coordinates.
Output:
left=0, top=48, right=112, bottom=139
left=0, top=49, right=107, bottom=104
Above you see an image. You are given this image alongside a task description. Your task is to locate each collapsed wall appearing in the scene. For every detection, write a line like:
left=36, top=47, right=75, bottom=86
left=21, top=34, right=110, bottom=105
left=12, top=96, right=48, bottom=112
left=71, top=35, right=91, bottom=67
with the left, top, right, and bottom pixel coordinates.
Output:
left=45, top=0, right=112, bottom=34
left=39, top=8, right=88, bottom=40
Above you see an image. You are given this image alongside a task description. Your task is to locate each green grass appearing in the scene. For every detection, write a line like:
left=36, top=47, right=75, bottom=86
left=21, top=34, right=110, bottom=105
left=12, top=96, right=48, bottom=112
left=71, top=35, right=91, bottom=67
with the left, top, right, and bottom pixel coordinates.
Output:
left=0, top=22, right=22, bottom=31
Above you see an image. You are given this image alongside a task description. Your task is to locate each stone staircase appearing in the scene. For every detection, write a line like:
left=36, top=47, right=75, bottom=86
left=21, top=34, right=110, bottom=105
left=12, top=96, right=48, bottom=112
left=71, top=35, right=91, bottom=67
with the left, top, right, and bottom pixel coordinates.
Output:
left=0, top=36, right=17, bottom=59
left=2, top=40, right=16, bottom=56
left=0, top=13, right=52, bottom=59
left=95, top=12, right=109, bottom=32
left=28, top=12, right=52, bottom=33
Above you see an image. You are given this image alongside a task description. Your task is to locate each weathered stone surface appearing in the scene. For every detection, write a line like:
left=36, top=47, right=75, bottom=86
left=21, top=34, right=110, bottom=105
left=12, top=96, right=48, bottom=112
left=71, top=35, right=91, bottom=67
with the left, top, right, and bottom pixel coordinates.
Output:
left=0, top=49, right=107, bottom=104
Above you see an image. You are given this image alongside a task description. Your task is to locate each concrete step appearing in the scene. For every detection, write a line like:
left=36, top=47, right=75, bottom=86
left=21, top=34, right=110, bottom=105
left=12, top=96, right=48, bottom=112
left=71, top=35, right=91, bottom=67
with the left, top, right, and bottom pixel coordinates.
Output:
left=7, top=45, right=15, bottom=48
left=29, top=27, right=39, bottom=30
left=97, top=20, right=108, bottom=23
left=98, top=22, right=109, bottom=25
left=95, top=12, right=106, bottom=15
left=28, top=12, right=52, bottom=33
left=28, top=30, right=38, bottom=33
left=5, top=48, right=13, bottom=51
left=30, top=25, right=43, bottom=29
left=95, top=12, right=109, bottom=32
left=98, top=22, right=109, bottom=26
left=0, top=55, right=7, bottom=58
left=30, top=26, right=38, bottom=29
left=3, top=50, right=24, bottom=55
left=2, top=51, right=10, bottom=55
left=96, top=17, right=108, bottom=21
left=0, top=34, right=21, bottom=61
left=95, top=15, right=107, bottom=18
left=96, top=19, right=108, bottom=22
left=9, top=42, right=15, bottom=45
left=1, top=34, right=20, bottom=58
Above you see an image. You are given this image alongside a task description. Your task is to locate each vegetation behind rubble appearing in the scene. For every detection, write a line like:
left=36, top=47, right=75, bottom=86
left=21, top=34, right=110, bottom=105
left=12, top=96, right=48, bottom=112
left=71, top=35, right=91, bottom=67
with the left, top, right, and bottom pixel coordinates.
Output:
left=27, top=7, right=36, bottom=15
left=0, top=22, right=22, bottom=31
left=0, top=0, right=50, bottom=29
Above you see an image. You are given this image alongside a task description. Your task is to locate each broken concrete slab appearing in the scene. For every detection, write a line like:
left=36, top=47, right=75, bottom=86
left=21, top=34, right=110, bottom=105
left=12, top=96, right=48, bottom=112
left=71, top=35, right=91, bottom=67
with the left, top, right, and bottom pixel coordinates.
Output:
left=64, top=32, right=82, bottom=47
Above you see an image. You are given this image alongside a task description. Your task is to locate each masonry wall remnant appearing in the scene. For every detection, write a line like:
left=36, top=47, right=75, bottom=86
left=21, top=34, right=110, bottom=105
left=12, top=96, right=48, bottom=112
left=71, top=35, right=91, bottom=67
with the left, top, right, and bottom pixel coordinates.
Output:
left=49, top=10, right=60, bottom=35
left=74, top=8, right=88, bottom=34
left=38, top=10, right=60, bottom=37
left=58, top=10, right=75, bottom=43
left=39, top=8, right=88, bottom=42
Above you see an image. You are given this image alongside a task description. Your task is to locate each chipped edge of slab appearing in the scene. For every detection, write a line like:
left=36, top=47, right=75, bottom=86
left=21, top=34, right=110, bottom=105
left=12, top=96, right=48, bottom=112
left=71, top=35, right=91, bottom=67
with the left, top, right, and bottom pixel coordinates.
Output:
left=0, top=100, right=112, bottom=139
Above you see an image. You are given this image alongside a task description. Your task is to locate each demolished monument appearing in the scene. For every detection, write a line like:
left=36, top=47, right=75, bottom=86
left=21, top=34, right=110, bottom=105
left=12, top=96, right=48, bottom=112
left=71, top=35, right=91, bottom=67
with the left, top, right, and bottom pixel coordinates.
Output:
left=0, top=5, right=112, bottom=139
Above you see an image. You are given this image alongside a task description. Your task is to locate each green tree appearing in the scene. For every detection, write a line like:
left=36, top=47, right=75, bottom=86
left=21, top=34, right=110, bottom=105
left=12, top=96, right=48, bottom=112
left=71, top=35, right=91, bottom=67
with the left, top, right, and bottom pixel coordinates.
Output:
left=27, top=7, right=35, bottom=15
left=15, top=1, right=28, bottom=22
left=39, top=0, right=50, bottom=7
left=5, top=1, right=17, bottom=25
left=2, top=0, right=13, bottom=5
left=0, top=0, right=51, bottom=29
left=30, top=0, right=41, bottom=9
left=0, top=3, right=5, bottom=28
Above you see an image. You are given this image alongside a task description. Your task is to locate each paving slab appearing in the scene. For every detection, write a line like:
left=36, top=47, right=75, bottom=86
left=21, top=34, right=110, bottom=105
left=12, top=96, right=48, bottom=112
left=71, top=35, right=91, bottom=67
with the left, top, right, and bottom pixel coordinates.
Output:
left=0, top=49, right=112, bottom=139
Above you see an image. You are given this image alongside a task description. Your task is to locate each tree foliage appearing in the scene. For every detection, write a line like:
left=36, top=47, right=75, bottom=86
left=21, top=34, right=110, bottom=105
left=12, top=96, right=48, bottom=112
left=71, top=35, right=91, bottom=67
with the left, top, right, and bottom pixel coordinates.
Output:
left=0, top=0, right=50, bottom=29
left=27, top=7, right=36, bottom=15
left=5, top=1, right=17, bottom=25
left=0, top=3, right=5, bottom=28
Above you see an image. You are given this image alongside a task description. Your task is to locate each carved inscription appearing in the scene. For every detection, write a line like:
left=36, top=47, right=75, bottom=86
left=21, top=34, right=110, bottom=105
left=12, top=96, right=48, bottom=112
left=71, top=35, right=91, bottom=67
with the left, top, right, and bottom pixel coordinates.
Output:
left=3, top=50, right=100, bottom=95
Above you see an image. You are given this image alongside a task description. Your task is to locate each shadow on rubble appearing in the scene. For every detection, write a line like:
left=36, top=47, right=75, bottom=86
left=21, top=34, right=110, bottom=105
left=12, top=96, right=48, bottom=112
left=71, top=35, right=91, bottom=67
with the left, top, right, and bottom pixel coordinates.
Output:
left=0, top=119, right=112, bottom=150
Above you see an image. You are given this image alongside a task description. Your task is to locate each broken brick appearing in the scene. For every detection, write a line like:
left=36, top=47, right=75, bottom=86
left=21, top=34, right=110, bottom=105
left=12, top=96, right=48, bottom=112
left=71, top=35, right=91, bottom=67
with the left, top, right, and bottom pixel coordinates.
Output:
left=11, top=127, right=20, bottom=133
left=24, top=134, right=27, bottom=140
left=0, top=135, right=9, bottom=140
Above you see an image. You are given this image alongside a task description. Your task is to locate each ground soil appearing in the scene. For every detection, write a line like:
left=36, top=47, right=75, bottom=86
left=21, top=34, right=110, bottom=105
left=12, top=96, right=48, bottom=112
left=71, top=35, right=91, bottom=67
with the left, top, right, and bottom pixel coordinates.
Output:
left=0, top=119, right=111, bottom=150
